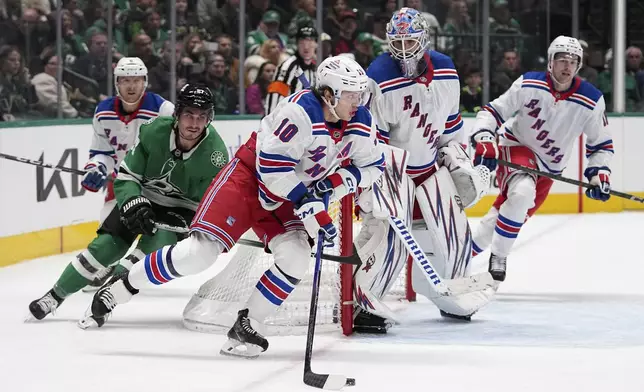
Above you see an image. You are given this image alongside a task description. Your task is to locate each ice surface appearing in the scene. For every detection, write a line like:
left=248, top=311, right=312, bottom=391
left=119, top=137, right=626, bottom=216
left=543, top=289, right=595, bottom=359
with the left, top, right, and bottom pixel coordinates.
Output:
left=2, top=212, right=644, bottom=392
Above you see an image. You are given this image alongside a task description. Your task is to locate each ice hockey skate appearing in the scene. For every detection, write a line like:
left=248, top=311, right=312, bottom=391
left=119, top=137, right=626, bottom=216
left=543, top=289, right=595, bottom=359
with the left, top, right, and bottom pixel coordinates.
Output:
left=489, top=254, right=507, bottom=282
left=79, top=274, right=138, bottom=328
left=26, top=290, right=64, bottom=321
left=220, top=309, right=269, bottom=359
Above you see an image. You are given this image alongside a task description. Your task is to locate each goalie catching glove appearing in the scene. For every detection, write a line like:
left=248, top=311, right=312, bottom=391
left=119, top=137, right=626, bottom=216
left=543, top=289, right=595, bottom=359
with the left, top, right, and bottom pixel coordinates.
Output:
left=584, top=167, right=611, bottom=201
left=120, top=196, right=156, bottom=236
left=294, top=193, right=337, bottom=243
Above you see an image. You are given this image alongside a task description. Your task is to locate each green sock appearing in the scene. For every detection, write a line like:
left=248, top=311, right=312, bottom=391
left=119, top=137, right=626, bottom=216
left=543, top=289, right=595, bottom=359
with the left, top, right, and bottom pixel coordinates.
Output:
left=52, top=233, right=130, bottom=298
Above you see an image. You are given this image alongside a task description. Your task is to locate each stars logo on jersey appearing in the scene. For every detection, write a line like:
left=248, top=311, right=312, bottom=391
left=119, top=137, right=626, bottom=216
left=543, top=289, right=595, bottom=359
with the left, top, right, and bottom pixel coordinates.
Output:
left=211, top=150, right=227, bottom=168
left=144, top=171, right=185, bottom=199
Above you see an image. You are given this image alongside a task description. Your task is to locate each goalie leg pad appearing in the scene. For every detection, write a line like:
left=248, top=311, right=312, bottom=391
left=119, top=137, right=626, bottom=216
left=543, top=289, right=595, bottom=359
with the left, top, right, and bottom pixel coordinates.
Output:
left=353, top=214, right=404, bottom=321
left=415, top=166, right=473, bottom=281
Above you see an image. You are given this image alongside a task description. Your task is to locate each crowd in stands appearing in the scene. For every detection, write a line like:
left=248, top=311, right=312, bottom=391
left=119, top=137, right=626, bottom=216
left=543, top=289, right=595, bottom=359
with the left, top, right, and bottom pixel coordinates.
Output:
left=0, top=0, right=638, bottom=121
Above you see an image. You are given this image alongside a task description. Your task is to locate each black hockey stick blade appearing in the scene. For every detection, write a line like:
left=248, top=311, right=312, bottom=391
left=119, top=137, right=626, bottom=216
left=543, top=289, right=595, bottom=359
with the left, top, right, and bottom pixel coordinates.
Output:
left=304, top=370, right=356, bottom=390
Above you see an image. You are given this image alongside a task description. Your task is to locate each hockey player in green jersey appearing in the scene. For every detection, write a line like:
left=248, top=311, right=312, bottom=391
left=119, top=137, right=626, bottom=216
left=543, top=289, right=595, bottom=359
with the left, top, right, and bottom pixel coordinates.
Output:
left=27, top=84, right=229, bottom=323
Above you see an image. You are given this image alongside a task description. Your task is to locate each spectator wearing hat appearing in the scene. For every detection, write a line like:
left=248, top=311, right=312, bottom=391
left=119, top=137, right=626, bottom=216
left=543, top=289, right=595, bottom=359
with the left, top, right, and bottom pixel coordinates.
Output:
left=32, top=54, right=78, bottom=118
left=333, top=10, right=358, bottom=56
left=340, top=32, right=376, bottom=70
left=287, top=0, right=316, bottom=39
left=265, top=25, right=317, bottom=115
left=489, top=0, right=523, bottom=55
left=247, top=10, right=288, bottom=56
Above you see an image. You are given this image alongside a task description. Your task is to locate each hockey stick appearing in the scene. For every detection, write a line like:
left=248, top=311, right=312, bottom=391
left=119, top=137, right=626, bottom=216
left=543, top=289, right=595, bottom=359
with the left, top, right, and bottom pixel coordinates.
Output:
left=304, top=193, right=355, bottom=390
left=388, top=216, right=496, bottom=296
left=499, top=159, right=644, bottom=203
left=0, top=151, right=115, bottom=181
left=152, top=222, right=361, bottom=266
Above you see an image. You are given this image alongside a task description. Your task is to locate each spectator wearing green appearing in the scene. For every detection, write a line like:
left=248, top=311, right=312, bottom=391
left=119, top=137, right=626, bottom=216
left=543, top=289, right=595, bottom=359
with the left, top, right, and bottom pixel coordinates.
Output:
left=598, top=47, right=643, bottom=112
left=247, top=10, right=288, bottom=56
left=489, top=0, right=523, bottom=55
left=443, top=0, right=475, bottom=55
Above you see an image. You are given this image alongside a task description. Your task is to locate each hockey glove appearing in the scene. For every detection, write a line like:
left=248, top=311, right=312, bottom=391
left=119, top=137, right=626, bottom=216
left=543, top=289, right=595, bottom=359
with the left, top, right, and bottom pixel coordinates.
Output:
left=294, top=193, right=337, bottom=244
left=314, top=167, right=360, bottom=201
left=81, top=162, right=108, bottom=192
left=120, top=196, right=156, bottom=236
left=471, top=130, right=499, bottom=172
left=584, top=167, right=611, bottom=202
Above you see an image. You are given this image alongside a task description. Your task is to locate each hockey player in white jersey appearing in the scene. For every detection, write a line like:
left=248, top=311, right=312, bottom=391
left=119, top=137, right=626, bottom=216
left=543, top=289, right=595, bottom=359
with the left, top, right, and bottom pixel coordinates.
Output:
left=352, top=7, right=492, bottom=327
left=82, top=57, right=175, bottom=221
left=470, top=36, right=613, bottom=282
left=84, top=56, right=385, bottom=357
left=79, top=57, right=175, bottom=289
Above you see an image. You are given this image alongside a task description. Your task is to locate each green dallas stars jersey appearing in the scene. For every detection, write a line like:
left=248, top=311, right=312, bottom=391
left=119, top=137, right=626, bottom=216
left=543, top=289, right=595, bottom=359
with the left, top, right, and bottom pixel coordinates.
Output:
left=114, top=116, right=229, bottom=215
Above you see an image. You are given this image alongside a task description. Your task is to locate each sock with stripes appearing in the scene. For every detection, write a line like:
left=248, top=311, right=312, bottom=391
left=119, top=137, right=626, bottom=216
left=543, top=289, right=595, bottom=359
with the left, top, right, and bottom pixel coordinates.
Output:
left=246, top=264, right=301, bottom=323
left=471, top=207, right=499, bottom=257
left=52, top=234, right=129, bottom=298
left=490, top=175, right=535, bottom=257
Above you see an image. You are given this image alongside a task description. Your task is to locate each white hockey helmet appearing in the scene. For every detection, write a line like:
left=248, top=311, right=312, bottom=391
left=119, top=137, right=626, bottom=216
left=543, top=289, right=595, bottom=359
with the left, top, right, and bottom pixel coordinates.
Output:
left=547, top=35, right=583, bottom=74
left=316, top=56, right=368, bottom=119
left=114, top=57, right=148, bottom=103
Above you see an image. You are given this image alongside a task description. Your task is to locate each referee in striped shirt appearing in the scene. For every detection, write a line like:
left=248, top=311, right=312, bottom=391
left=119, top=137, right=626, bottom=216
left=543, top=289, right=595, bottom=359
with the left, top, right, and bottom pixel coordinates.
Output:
left=264, top=25, right=318, bottom=115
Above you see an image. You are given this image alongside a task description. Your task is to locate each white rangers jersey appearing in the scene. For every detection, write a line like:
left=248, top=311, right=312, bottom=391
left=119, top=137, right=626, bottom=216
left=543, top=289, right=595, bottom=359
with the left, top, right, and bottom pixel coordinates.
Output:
left=472, top=71, right=612, bottom=174
left=88, top=93, right=175, bottom=176
left=256, top=90, right=385, bottom=210
left=366, top=51, right=465, bottom=179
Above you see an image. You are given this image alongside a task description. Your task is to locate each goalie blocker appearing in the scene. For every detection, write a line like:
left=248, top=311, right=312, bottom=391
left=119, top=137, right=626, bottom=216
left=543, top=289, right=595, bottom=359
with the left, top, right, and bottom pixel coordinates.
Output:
left=353, top=142, right=495, bottom=331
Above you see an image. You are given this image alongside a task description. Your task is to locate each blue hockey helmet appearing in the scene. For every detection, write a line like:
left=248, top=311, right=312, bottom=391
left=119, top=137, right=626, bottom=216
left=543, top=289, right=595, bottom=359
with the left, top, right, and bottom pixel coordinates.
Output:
left=386, top=8, right=430, bottom=78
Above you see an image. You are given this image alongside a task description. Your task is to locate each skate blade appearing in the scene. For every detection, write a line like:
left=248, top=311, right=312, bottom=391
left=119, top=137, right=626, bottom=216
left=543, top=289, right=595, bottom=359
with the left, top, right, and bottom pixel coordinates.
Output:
left=24, top=312, right=38, bottom=323
left=77, top=315, right=100, bottom=330
left=219, top=338, right=264, bottom=359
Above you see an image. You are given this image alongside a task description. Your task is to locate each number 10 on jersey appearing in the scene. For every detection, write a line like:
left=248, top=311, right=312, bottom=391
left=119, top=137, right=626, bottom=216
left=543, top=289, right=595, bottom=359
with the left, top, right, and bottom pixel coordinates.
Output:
left=274, top=118, right=299, bottom=142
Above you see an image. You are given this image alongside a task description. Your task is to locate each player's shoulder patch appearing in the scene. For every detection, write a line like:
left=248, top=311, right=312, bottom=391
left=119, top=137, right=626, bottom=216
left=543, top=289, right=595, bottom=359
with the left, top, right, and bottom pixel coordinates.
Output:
left=366, top=53, right=402, bottom=84
left=210, top=149, right=228, bottom=168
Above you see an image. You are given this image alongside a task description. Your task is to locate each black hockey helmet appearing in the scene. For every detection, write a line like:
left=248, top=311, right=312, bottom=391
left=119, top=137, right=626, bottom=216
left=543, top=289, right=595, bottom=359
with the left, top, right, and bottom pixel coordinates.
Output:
left=296, top=24, right=318, bottom=41
left=174, top=83, right=215, bottom=122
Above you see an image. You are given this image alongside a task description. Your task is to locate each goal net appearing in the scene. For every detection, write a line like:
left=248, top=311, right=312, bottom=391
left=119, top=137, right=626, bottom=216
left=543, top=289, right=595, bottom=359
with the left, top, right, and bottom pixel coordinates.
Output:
left=182, top=194, right=413, bottom=336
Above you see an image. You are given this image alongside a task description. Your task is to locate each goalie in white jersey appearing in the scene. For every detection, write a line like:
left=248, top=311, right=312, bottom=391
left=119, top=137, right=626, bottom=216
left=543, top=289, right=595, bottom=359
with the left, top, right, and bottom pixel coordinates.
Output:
left=352, top=7, right=493, bottom=328
left=470, top=36, right=613, bottom=282
left=85, top=56, right=385, bottom=357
